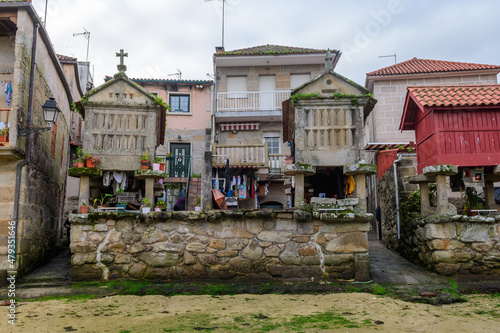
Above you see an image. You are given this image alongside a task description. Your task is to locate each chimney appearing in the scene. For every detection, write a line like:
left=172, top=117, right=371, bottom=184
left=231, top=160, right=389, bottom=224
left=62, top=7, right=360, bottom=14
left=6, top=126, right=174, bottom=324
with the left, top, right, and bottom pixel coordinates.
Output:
left=215, top=46, right=225, bottom=54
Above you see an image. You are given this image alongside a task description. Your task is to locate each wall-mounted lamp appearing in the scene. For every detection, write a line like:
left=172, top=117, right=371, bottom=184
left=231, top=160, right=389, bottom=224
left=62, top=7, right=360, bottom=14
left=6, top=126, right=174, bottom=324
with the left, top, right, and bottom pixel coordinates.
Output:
left=18, top=97, right=61, bottom=136
left=178, top=135, right=182, bottom=141
left=232, top=130, right=238, bottom=134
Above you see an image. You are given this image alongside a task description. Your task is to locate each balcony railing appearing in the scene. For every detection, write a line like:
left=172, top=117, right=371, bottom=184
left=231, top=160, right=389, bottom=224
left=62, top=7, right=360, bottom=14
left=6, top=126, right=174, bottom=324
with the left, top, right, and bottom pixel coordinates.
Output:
left=217, top=90, right=291, bottom=112
left=0, top=108, right=10, bottom=146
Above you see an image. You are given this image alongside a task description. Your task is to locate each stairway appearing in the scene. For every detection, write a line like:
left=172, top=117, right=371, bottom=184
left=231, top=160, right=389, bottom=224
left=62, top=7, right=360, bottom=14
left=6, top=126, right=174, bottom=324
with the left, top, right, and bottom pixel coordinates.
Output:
left=187, top=177, right=202, bottom=210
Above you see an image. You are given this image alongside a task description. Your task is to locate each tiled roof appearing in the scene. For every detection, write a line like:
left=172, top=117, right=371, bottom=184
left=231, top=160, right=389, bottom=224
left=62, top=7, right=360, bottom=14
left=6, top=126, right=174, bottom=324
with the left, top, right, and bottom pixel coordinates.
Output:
left=367, top=58, right=500, bottom=77
left=215, top=44, right=339, bottom=57
left=408, top=85, right=500, bottom=107
left=126, top=77, right=212, bottom=85
left=57, top=54, right=77, bottom=62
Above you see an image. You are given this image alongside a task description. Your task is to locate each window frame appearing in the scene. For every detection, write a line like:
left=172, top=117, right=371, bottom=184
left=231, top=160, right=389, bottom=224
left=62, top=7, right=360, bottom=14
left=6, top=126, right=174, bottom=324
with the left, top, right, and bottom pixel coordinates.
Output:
left=168, top=93, right=191, bottom=114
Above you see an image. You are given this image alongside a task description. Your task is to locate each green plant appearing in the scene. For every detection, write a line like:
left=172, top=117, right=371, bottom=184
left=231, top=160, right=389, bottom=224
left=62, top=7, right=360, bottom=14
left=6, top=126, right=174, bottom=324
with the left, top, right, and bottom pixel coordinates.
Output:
left=195, top=197, right=201, bottom=206
left=81, top=202, right=86, bottom=206
left=141, top=198, right=151, bottom=207
left=140, top=152, right=150, bottom=161
left=154, top=156, right=163, bottom=163
left=191, top=172, right=202, bottom=178
left=93, top=193, right=113, bottom=206
left=462, top=187, right=484, bottom=211
left=155, top=200, right=166, bottom=208
left=116, top=188, right=124, bottom=194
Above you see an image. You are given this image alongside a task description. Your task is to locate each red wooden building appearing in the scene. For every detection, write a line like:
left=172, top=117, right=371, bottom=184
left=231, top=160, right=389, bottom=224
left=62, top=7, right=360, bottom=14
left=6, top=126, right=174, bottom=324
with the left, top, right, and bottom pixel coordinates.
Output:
left=400, top=85, right=500, bottom=173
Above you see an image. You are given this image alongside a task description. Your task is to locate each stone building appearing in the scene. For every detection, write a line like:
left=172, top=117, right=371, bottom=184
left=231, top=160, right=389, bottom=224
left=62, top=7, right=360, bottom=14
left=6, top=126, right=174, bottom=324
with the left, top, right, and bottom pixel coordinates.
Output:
left=72, top=52, right=165, bottom=210
left=285, top=52, right=377, bottom=211
left=212, top=45, right=341, bottom=209
left=0, top=1, right=77, bottom=283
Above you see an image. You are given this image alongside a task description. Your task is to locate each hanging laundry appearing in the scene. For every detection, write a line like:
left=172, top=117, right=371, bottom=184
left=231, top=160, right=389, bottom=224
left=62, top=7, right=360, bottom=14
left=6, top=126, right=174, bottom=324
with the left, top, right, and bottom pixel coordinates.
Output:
left=5, top=81, right=12, bottom=107
left=345, top=175, right=356, bottom=197
left=103, top=171, right=111, bottom=186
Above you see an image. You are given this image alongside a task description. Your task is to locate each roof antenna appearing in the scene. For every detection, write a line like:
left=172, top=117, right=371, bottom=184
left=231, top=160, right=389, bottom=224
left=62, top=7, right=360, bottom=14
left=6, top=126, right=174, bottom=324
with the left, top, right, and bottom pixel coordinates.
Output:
left=378, top=54, right=397, bottom=64
left=205, top=0, right=226, bottom=48
left=168, top=69, right=182, bottom=80
left=73, top=28, right=91, bottom=62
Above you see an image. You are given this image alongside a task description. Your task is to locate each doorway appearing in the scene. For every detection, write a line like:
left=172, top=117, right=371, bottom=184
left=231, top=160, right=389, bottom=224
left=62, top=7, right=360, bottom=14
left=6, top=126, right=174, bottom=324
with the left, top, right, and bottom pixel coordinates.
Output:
left=169, top=143, right=190, bottom=177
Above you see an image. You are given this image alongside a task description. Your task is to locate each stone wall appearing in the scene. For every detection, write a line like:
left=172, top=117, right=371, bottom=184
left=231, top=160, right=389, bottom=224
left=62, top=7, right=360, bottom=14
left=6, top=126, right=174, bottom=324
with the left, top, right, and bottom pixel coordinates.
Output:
left=69, top=210, right=371, bottom=282
left=378, top=156, right=500, bottom=275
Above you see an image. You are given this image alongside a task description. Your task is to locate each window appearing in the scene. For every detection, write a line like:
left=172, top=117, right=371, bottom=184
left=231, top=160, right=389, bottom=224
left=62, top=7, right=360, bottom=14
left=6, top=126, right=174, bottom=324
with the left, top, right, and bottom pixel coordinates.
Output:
left=290, top=74, right=310, bottom=90
left=227, top=76, right=247, bottom=98
left=264, top=136, right=280, bottom=155
left=169, top=94, right=190, bottom=113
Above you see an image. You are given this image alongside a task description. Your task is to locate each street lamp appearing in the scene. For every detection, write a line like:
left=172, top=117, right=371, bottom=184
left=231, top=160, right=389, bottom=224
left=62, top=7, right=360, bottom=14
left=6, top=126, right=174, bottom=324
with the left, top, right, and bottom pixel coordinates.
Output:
left=18, top=97, right=61, bottom=136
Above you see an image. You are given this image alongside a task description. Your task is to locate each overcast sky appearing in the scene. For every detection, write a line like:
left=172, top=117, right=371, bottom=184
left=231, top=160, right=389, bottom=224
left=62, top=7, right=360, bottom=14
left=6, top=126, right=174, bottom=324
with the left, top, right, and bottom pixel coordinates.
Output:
left=33, top=0, right=500, bottom=88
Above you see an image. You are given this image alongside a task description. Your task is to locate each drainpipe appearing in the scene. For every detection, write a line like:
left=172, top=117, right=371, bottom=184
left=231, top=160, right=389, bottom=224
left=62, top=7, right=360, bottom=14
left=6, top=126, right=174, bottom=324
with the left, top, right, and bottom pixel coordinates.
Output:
left=393, top=153, right=403, bottom=239
left=12, top=22, right=39, bottom=266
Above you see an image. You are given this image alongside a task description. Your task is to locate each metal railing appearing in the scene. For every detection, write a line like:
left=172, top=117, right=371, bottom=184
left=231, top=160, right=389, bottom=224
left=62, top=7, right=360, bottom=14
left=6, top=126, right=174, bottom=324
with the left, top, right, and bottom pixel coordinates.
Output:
left=217, top=90, right=291, bottom=112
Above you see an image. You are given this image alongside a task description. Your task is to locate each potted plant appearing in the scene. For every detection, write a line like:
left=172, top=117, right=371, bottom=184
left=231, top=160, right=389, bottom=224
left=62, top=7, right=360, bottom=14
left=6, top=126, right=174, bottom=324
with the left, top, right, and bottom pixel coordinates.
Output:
left=156, top=157, right=166, bottom=171
left=194, top=197, right=201, bottom=211
left=462, top=187, right=484, bottom=216
left=140, top=152, right=151, bottom=169
left=79, top=201, right=89, bottom=214
left=116, top=202, right=127, bottom=212
left=285, top=156, right=294, bottom=165
left=76, top=147, right=85, bottom=168
left=93, top=193, right=113, bottom=211
left=155, top=200, right=166, bottom=211
left=152, top=156, right=162, bottom=171
left=141, top=197, right=151, bottom=213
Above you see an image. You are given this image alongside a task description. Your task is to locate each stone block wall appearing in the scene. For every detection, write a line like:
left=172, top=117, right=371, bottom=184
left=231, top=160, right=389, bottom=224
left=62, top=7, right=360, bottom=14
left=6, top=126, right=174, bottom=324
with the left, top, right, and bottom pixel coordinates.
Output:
left=69, top=210, right=371, bottom=282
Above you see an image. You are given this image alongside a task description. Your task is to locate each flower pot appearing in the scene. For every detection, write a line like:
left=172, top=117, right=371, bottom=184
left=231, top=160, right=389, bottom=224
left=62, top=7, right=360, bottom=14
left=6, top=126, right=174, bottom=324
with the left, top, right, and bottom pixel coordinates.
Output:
left=154, top=207, right=161, bottom=212
left=116, top=204, right=127, bottom=212
left=285, top=158, right=294, bottom=165
left=159, top=163, right=165, bottom=171
left=142, top=207, right=151, bottom=214
left=141, top=160, right=150, bottom=169
left=195, top=206, right=201, bottom=211
left=152, top=163, right=160, bottom=171
left=72, top=161, right=78, bottom=167
left=80, top=205, right=89, bottom=214
left=77, top=161, right=85, bottom=168
left=86, top=158, right=96, bottom=168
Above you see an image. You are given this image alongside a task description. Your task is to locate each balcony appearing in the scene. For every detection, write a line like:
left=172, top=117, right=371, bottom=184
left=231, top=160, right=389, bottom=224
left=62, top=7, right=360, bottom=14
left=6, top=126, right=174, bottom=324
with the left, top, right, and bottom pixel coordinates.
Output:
left=216, top=90, right=290, bottom=122
left=212, top=143, right=288, bottom=178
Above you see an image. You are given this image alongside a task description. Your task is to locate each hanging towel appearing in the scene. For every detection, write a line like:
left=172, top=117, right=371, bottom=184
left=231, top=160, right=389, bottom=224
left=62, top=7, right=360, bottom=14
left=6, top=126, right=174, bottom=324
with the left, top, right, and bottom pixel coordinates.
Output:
left=103, top=172, right=111, bottom=186
left=113, top=171, right=124, bottom=183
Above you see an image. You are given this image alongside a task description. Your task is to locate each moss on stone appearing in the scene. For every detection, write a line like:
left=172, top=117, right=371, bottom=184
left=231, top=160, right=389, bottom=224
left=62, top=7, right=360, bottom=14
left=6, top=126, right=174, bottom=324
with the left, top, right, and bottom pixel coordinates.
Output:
left=68, top=167, right=102, bottom=177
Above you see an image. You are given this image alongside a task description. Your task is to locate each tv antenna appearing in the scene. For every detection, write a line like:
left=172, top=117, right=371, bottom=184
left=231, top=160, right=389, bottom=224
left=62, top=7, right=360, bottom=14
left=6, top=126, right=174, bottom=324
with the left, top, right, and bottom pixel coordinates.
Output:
left=73, top=28, right=91, bottom=62
left=378, top=54, right=397, bottom=64
left=205, top=0, right=226, bottom=48
left=168, top=69, right=182, bottom=80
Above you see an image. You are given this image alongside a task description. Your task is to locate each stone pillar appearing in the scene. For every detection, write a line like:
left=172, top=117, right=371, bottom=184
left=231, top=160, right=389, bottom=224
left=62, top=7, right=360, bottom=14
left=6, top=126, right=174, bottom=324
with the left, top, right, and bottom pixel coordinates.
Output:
left=343, top=162, right=377, bottom=214
left=484, top=181, right=495, bottom=209
left=420, top=183, right=431, bottom=216
left=201, top=151, right=213, bottom=210
left=423, top=165, right=458, bottom=216
left=145, top=178, right=154, bottom=205
left=294, top=173, right=305, bottom=207
left=354, top=173, right=367, bottom=212
left=284, top=164, right=316, bottom=208
left=79, top=176, right=90, bottom=206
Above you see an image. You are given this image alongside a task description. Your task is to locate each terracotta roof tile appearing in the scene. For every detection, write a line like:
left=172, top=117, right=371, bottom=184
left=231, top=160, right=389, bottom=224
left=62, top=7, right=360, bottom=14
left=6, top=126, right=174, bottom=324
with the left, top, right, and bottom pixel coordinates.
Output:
left=215, top=44, right=339, bottom=57
left=408, top=85, right=500, bottom=107
left=57, top=54, right=77, bottom=62
left=367, top=58, right=500, bottom=77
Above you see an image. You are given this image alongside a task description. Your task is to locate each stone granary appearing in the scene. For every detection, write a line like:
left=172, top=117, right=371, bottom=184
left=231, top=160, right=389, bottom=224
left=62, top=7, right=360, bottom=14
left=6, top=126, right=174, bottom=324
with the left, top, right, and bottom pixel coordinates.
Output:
left=70, top=50, right=165, bottom=210
left=283, top=52, right=377, bottom=211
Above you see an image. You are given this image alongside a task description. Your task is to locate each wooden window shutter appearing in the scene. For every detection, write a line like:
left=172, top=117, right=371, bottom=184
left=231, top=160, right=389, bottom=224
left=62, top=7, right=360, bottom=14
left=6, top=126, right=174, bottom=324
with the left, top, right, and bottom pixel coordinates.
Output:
left=282, top=99, right=294, bottom=143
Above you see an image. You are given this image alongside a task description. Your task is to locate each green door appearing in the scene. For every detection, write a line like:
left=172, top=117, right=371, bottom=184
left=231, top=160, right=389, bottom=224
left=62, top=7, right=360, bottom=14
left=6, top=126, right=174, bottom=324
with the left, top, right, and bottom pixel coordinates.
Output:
left=169, top=143, right=190, bottom=177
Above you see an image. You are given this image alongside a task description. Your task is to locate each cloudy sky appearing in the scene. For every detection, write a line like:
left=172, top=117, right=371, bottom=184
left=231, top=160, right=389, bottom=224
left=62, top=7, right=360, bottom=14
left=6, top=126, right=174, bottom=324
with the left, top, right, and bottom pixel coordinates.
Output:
left=33, top=0, right=500, bottom=88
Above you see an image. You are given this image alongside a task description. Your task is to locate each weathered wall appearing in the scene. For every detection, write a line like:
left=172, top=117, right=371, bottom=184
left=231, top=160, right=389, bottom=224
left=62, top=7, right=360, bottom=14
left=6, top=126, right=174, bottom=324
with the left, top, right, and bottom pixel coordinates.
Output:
left=69, top=210, right=371, bottom=282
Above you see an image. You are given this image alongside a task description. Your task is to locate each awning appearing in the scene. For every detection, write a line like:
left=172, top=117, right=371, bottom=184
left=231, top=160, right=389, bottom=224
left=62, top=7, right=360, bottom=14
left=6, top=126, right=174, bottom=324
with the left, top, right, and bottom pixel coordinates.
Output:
left=220, top=122, right=260, bottom=131
left=364, top=142, right=414, bottom=151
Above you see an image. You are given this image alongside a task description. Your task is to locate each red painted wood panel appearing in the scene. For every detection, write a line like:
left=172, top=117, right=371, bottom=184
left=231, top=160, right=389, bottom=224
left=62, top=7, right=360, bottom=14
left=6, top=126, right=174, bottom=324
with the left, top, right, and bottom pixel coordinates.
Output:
left=415, top=108, right=500, bottom=173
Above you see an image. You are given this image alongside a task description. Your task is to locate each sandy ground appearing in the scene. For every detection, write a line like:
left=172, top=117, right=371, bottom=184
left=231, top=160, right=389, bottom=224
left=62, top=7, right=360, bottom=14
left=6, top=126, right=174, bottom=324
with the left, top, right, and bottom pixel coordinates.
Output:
left=3, top=293, right=499, bottom=332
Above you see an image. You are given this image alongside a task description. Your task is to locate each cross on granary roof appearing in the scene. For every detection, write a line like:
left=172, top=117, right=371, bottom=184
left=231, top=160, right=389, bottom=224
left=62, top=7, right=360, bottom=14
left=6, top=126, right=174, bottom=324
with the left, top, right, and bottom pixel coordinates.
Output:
left=116, top=49, right=128, bottom=73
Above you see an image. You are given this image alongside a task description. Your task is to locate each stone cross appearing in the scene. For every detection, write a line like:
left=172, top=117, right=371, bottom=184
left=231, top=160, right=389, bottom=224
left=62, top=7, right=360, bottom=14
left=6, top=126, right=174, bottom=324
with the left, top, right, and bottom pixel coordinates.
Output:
left=116, top=49, right=128, bottom=73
